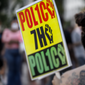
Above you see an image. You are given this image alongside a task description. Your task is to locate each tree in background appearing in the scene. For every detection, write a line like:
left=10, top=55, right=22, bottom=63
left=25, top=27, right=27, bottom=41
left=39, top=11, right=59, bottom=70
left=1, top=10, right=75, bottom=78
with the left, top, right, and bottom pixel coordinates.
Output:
left=55, top=0, right=64, bottom=16
left=0, top=0, right=24, bottom=28
left=0, top=0, right=8, bottom=12
left=0, top=0, right=9, bottom=28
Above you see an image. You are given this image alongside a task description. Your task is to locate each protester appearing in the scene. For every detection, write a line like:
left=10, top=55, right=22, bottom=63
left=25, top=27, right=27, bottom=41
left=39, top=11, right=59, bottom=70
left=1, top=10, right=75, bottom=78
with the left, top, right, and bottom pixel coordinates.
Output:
left=75, top=11, right=85, bottom=49
left=65, top=27, right=78, bottom=68
left=52, top=11, right=85, bottom=85
left=2, top=16, right=23, bottom=85
left=71, top=23, right=85, bottom=66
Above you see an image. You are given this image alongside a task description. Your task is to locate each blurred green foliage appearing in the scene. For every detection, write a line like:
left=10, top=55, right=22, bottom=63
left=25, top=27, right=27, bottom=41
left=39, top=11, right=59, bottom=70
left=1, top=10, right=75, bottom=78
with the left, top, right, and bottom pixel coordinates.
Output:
left=0, top=0, right=8, bottom=12
left=11, top=0, right=24, bottom=12
left=55, top=0, right=63, bottom=15
left=0, top=0, right=9, bottom=28
left=0, top=0, right=24, bottom=28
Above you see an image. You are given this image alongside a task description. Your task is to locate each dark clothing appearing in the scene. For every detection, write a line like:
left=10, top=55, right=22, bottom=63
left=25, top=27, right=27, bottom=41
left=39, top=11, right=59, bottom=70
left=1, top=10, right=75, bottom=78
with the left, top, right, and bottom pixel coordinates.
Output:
left=0, top=32, right=4, bottom=69
left=60, top=29, right=78, bottom=74
left=5, top=49, right=22, bottom=85
left=77, top=57, right=85, bottom=66
left=0, top=55, right=4, bottom=69
left=64, top=30, right=72, bottom=44
left=0, top=32, right=3, bottom=54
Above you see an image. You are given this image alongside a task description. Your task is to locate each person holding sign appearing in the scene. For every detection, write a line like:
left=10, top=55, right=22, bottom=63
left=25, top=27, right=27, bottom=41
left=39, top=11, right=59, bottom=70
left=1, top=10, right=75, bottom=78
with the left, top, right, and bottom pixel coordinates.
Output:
left=52, top=11, right=85, bottom=85
left=2, top=17, right=22, bottom=85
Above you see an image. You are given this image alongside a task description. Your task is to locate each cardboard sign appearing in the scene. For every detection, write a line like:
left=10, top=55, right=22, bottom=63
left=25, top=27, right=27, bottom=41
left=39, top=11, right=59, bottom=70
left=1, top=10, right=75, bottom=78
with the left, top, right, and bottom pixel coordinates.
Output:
left=16, top=0, right=72, bottom=80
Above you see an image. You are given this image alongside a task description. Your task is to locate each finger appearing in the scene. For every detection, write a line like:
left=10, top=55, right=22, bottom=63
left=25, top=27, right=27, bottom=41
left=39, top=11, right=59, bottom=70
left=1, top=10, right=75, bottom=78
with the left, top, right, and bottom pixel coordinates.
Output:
left=52, top=80, right=54, bottom=85
left=54, top=75, right=57, bottom=80
left=55, top=72, right=61, bottom=79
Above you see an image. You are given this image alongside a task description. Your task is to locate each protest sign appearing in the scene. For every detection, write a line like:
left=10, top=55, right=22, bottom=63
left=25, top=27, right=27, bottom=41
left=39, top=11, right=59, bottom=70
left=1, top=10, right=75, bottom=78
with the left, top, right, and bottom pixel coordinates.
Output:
left=16, top=0, right=72, bottom=80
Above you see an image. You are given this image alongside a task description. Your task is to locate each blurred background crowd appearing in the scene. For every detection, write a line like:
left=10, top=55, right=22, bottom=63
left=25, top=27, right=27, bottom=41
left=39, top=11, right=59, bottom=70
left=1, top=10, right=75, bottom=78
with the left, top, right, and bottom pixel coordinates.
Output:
left=0, top=0, right=85, bottom=85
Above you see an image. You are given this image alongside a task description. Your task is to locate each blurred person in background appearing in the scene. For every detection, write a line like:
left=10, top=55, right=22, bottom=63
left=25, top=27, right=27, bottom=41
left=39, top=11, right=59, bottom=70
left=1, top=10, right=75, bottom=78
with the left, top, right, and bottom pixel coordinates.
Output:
left=71, top=19, right=85, bottom=66
left=0, top=21, right=5, bottom=80
left=59, top=17, right=78, bottom=75
left=61, top=16, right=78, bottom=69
left=75, top=11, right=85, bottom=49
left=2, top=16, right=22, bottom=85
left=59, top=26, right=78, bottom=76
left=64, top=27, right=78, bottom=68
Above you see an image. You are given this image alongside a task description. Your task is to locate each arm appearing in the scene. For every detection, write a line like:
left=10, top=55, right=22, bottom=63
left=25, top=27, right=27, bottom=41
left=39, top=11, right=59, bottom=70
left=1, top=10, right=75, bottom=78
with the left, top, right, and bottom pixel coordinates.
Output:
left=8, top=31, right=23, bottom=44
left=2, top=29, right=11, bottom=43
left=52, top=65, right=85, bottom=85
left=71, top=31, right=82, bottom=47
